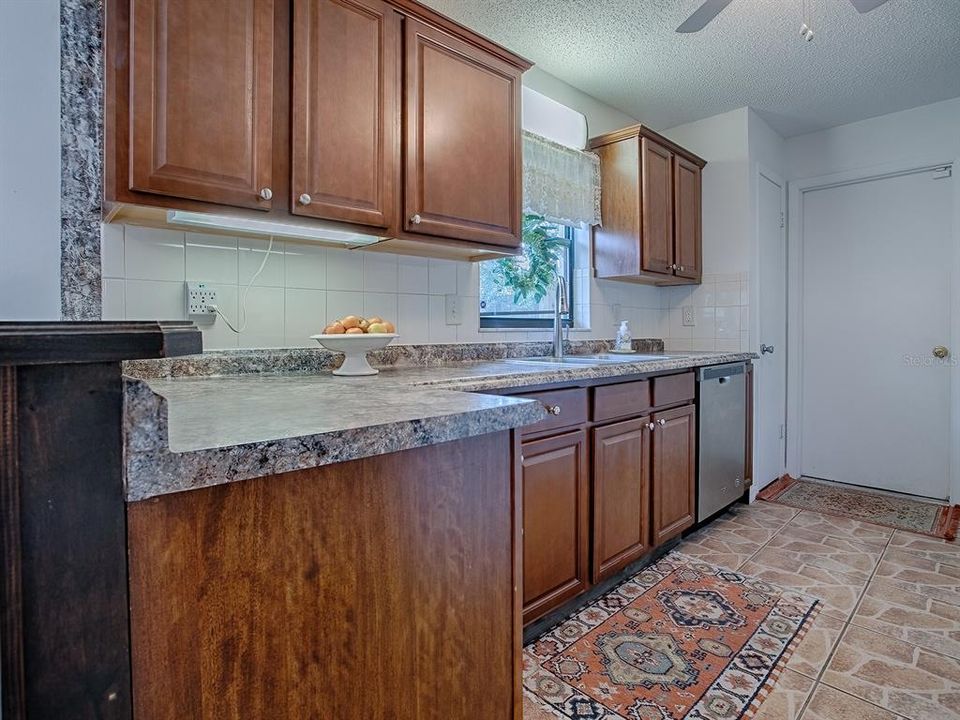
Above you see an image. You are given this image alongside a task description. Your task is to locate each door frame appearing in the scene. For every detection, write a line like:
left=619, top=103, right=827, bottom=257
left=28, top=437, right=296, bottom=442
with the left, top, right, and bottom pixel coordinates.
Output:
left=749, top=163, right=788, bottom=498
left=786, top=157, right=960, bottom=502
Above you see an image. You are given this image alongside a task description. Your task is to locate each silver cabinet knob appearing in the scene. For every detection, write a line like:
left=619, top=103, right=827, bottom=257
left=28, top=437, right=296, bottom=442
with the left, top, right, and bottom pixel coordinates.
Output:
left=679, top=265, right=685, bottom=272
left=933, top=345, right=950, bottom=359
left=647, top=422, right=655, bottom=431
left=259, top=187, right=273, bottom=200
left=760, top=344, right=775, bottom=355
left=410, top=213, right=422, bottom=225
left=545, top=404, right=561, bottom=415
left=658, top=418, right=666, bottom=426
left=298, top=193, right=312, bottom=206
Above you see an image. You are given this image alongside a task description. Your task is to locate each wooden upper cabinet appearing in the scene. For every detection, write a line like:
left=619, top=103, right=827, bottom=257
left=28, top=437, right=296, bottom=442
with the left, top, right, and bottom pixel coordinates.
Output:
left=590, top=125, right=706, bottom=285
left=640, top=138, right=675, bottom=274
left=651, top=404, right=697, bottom=545
left=673, top=154, right=702, bottom=280
left=128, top=0, right=275, bottom=210
left=403, top=18, right=522, bottom=248
left=291, top=0, right=399, bottom=228
left=592, top=417, right=651, bottom=583
left=520, top=429, right=589, bottom=625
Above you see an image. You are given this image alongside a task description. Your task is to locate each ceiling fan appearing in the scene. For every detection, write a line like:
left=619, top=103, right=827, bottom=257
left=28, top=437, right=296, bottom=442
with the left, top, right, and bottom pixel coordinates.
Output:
left=677, top=0, right=892, bottom=33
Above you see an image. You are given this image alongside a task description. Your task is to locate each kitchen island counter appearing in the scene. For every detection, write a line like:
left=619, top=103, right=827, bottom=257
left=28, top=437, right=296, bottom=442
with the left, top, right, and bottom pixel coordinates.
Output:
left=125, top=348, right=753, bottom=501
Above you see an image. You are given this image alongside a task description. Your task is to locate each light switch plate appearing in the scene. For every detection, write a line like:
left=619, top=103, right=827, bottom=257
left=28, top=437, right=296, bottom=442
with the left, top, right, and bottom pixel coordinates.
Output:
left=444, top=294, right=462, bottom=325
left=682, top=305, right=695, bottom=327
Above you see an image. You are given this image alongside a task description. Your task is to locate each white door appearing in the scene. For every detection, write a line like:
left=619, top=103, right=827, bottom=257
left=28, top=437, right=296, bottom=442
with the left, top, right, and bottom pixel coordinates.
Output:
left=756, top=172, right=787, bottom=491
left=800, top=167, right=953, bottom=499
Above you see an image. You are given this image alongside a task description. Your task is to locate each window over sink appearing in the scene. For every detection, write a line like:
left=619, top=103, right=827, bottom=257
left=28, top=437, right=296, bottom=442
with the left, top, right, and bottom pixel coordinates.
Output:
left=478, top=216, right=574, bottom=330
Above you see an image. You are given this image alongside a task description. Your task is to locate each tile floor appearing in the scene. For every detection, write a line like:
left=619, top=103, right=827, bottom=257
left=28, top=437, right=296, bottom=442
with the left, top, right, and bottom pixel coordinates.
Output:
left=675, top=501, right=960, bottom=720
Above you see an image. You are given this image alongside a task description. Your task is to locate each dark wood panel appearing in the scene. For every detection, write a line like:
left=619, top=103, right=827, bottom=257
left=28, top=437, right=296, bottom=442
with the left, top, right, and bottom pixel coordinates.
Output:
left=0, top=366, right=25, bottom=720
left=520, top=429, right=589, bottom=624
left=651, top=371, right=695, bottom=408
left=640, top=137, right=674, bottom=275
left=592, top=380, right=650, bottom=423
left=673, top=154, right=702, bottom=280
left=403, top=17, right=522, bottom=248
left=592, top=137, right=641, bottom=279
left=515, top=387, right=588, bottom=438
left=128, top=432, right=518, bottom=720
left=652, top=404, right=697, bottom=544
left=592, top=417, right=651, bottom=582
left=291, top=0, right=399, bottom=227
left=128, top=0, right=275, bottom=209
left=0, top=321, right=201, bottom=366
left=13, top=363, right=132, bottom=719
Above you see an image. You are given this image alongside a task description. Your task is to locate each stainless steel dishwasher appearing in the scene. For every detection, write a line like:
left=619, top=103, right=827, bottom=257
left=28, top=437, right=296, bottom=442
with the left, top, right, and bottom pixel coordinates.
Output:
left=697, top=362, right=747, bottom=521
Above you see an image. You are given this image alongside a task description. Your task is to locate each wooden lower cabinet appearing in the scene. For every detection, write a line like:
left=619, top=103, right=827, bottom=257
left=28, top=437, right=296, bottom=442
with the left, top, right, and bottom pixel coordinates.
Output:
left=520, top=429, right=589, bottom=624
left=592, top=417, right=651, bottom=583
left=127, top=433, right=520, bottom=720
left=652, top=404, right=697, bottom=545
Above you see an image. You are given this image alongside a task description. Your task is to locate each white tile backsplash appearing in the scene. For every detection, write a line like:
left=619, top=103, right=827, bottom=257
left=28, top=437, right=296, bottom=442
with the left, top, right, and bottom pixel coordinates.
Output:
left=107, top=223, right=751, bottom=352
left=185, top=232, right=238, bottom=285
left=284, top=242, right=327, bottom=290
left=125, top=279, right=183, bottom=320
left=239, top=237, right=284, bottom=287
left=284, top=288, right=326, bottom=347
left=124, top=226, right=185, bottom=281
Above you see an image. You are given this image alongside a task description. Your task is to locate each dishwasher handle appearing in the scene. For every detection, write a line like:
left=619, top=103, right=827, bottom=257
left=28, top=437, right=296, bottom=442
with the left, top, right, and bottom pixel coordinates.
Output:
left=697, top=362, right=746, bottom=382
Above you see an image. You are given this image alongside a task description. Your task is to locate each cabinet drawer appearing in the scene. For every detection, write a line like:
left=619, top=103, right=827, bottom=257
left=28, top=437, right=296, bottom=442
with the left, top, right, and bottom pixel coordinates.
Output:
left=651, top=372, right=695, bottom=407
left=516, top=388, right=588, bottom=437
left=592, top=380, right=651, bottom=423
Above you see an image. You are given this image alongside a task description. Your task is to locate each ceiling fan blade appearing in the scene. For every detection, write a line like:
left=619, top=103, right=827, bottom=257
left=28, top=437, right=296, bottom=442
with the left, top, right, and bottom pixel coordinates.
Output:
left=676, top=0, right=735, bottom=33
left=848, top=0, right=891, bottom=13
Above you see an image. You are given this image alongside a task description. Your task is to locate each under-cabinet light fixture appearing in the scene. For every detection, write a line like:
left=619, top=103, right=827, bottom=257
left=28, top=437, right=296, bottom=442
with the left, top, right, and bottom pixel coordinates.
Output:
left=166, top=210, right=384, bottom=247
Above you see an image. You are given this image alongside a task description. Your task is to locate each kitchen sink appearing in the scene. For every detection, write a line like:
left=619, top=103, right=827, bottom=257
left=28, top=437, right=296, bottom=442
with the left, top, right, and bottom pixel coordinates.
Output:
left=508, top=353, right=688, bottom=366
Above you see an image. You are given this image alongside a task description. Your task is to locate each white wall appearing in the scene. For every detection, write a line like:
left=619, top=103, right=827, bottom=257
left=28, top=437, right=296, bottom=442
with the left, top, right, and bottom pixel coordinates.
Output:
left=0, top=0, right=61, bottom=320
left=785, top=96, right=960, bottom=181
left=522, top=67, right=637, bottom=138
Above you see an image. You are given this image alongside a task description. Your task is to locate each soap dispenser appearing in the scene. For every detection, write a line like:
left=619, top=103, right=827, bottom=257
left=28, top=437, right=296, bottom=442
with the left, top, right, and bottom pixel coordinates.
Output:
left=614, top=320, right=633, bottom=353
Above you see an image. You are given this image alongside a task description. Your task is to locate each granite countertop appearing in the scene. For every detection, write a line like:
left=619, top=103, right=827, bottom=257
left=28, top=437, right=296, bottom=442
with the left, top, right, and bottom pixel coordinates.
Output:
left=125, top=349, right=754, bottom=501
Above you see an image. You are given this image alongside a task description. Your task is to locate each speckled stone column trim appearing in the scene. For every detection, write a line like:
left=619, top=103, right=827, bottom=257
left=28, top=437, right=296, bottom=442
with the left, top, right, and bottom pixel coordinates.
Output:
left=60, top=0, right=103, bottom=320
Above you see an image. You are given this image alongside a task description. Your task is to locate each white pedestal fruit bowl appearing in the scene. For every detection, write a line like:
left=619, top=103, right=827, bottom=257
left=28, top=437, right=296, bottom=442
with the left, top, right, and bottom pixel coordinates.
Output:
left=310, top=333, right=399, bottom=376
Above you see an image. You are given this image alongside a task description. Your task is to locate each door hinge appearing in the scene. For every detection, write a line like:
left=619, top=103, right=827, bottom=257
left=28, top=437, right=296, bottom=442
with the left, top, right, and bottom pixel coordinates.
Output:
left=779, top=211, right=785, bottom=229
left=932, top=166, right=952, bottom=180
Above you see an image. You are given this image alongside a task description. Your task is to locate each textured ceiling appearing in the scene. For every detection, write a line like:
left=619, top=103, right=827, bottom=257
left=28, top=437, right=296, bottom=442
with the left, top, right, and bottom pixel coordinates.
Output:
left=421, top=0, right=960, bottom=137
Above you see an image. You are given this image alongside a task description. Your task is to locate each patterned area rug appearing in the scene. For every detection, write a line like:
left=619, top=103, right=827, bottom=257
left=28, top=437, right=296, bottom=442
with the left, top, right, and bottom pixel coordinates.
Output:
left=523, top=553, right=820, bottom=719
left=758, top=476, right=960, bottom=540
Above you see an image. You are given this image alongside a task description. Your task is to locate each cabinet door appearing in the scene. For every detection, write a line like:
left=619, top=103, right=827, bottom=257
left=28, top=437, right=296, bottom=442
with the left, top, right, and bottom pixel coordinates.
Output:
left=652, top=404, right=696, bottom=545
left=640, top=137, right=674, bottom=274
left=521, top=429, right=589, bottom=624
left=592, top=417, right=651, bottom=583
left=673, top=155, right=702, bottom=280
left=291, top=0, right=399, bottom=228
left=129, top=0, right=275, bottom=209
left=403, top=18, right=522, bottom=248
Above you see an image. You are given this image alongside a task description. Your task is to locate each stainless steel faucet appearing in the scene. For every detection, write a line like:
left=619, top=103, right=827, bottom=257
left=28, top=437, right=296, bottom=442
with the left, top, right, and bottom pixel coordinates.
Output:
left=552, top=273, right=569, bottom=359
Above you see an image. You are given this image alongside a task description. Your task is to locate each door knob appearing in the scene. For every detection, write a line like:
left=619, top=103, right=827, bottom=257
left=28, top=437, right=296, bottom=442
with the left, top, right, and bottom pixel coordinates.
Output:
left=647, top=422, right=655, bottom=431
left=933, top=345, right=950, bottom=359
left=658, top=418, right=666, bottom=426
left=760, top=344, right=775, bottom=355
left=410, top=214, right=422, bottom=225
left=259, top=187, right=273, bottom=200
left=298, top=193, right=312, bottom=205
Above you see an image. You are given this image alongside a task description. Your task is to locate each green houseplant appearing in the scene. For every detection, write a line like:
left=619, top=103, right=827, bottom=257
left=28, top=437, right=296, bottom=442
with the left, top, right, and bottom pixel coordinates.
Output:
left=490, top=214, right=568, bottom=304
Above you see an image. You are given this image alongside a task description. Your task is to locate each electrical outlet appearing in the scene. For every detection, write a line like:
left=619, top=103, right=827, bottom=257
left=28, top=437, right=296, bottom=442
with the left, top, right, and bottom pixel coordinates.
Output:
left=682, top=305, right=695, bottom=327
left=186, top=282, right=218, bottom=324
left=444, top=294, right=462, bottom=325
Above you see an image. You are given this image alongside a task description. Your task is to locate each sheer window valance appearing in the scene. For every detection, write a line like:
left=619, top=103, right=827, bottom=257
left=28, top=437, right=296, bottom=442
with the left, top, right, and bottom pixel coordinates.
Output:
left=522, top=130, right=601, bottom=228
